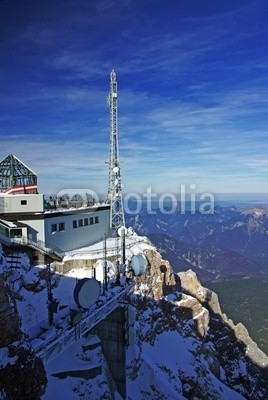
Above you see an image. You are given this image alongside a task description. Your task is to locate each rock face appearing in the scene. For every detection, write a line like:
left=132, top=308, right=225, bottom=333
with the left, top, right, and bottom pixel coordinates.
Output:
left=0, top=273, right=21, bottom=347
left=135, top=248, right=180, bottom=300
left=0, top=246, right=47, bottom=400
left=179, top=269, right=268, bottom=368
left=0, top=344, right=47, bottom=400
left=128, top=249, right=268, bottom=400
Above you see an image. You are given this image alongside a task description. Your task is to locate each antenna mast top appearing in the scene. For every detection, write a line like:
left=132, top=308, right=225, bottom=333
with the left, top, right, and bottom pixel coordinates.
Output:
left=107, top=69, right=125, bottom=236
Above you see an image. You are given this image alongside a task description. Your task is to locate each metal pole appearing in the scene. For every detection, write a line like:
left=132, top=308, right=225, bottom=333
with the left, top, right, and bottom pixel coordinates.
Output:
left=122, top=228, right=126, bottom=266
left=47, top=262, right=53, bottom=326
left=103, top=235, right=108, bottom=293
left=115, top=235, right=120, bottom=285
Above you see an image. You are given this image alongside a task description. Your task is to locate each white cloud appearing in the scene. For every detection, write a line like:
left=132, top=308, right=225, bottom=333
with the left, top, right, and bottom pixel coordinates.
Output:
left=0, top=0, right=267, bottom=195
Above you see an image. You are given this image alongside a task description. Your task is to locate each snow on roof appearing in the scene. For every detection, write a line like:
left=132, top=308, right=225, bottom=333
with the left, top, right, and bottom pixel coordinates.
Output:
left=63, top=235, right=155, bottom=262
left=0, top=219, right=17, bottom=228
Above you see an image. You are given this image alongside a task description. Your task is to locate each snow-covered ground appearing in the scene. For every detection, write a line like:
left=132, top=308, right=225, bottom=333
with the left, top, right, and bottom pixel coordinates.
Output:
left=127, top=327, right=245, bottom=400
left=42, top=334, right=123, bottom=400
left=3, top=235, right=154, bottom=339
left=1, top=238, right=266, bottom=400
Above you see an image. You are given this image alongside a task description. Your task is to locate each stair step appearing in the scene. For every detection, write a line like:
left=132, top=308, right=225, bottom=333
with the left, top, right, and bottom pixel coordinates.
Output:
left=5, top=254, right=22, bottom=268
left=5, top=255, right=22, bottom=259
left=52, top=365, right=102, bottom=380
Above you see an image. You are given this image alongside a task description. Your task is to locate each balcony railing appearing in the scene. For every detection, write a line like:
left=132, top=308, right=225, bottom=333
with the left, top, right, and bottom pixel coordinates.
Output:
left=0, top=231, right=64, bottom=260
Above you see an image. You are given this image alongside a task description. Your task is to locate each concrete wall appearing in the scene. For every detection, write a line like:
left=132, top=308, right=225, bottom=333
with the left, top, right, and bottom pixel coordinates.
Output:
left=90, top=306, right=126, bottom=399
left=0, top=194, right=44, bottom=213
left=20, top=218, right=45, bottom=242
left=58, top=254, right=118, bottom=275
left=44, top=207, right=110, bottom=252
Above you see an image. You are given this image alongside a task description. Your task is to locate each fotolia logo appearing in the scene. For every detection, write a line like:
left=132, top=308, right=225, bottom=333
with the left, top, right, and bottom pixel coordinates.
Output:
left=53, top=188, right=101, bottom=207
left=123, top=185, right=215, bottom=215
left=56, top=184, right=214, bottom=215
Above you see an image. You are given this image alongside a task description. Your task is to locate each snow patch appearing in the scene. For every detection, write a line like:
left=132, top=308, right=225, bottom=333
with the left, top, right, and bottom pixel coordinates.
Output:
left=0, top=347, right=18, bottom=368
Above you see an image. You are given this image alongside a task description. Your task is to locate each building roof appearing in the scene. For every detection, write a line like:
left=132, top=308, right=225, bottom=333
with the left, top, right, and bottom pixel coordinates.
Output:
left=0, top=154, right=37, bottom=193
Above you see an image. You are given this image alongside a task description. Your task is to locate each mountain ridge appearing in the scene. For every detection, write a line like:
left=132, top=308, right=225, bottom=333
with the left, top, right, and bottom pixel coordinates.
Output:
left=126, top=205, right=268, bottom=281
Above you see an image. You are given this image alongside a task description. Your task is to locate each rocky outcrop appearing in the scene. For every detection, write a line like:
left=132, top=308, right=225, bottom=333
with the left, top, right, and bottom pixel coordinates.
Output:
left=0, top=246, right=47, bottom=400
left=134, top=248, right=180, bottom=300
left=178, top=269, right=268, bottom=368
left=134, top=251, right=211, bottom=338
left=0, top=273, right=22, bottom=347
left=0, top=344, right=47, bottom=400
left=128, top=253, right=268, bottom=400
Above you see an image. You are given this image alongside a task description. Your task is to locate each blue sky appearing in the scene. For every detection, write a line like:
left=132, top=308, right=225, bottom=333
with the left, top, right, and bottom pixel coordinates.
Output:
left=0, top=0, right=267, bottom=197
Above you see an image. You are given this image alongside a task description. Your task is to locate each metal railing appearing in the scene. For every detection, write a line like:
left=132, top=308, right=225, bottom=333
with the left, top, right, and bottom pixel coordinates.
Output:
left=0, top=232, right=64, bottom=260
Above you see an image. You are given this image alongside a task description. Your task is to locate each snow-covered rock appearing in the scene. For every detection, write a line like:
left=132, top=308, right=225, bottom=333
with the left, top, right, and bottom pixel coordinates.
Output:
left=127, top=258, right=268, bottom=399
left=0, top=249, right=47, bottom=399
left=1, top=239, right=267, bottom=399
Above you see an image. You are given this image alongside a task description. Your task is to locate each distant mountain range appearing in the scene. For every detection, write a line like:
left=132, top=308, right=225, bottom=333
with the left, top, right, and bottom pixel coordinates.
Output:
left=126, top=205, right=268, bottom=281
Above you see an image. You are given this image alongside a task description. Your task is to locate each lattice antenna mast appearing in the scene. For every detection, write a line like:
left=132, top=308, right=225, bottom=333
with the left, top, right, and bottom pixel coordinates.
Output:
left=107, top=69, right=125, bottom=236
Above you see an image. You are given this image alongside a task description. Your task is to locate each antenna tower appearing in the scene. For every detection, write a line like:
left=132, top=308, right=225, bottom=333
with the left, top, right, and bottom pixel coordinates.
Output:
left=107, top=69, right=125, bottom=236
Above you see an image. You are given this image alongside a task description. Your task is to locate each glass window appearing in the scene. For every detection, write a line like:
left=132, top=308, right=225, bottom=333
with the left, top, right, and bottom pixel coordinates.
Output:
left=59, top=222, right=65, bottom=231
left=90, top=217, right=94, bottom=225
left=73, top=220, right=77, bottom=229
left=84, top=218, right=89, bottom=226
left=21, top=200, right=27, bottom=205
left=51, top=223, right=57, bottom=233
left=10, top=229, right=22, bottom=238
left=78, top=219, right=83, bottom=227
left=95, top=216, right=99, bottom=224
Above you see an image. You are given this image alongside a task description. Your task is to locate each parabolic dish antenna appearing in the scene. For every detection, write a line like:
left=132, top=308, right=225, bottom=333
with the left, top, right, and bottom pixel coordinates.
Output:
left=113, top=166, right=119, bottom=174
left=131, top=254, right=145, bottom=276
left=73, top=278, right=100, bottom=309
left=95, top=259, right=116, bottom=273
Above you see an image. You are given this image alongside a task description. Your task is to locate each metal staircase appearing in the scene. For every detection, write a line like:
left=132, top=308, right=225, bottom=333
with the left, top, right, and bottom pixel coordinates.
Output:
left=5, top=251, right=22, bottom=269
left=0, top=232, right=64, bottom=262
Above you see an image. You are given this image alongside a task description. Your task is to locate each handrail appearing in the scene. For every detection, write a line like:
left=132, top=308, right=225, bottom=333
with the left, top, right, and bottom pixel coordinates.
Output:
left=0, top=232, right=13, bottom=246
left=0, top=233, right=64, bottom=260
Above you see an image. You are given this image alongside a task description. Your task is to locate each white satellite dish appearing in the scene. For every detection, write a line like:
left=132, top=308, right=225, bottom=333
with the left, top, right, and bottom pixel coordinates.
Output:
left=73, top=278, right=100, bottom=309
left=131, top=254, right=145, bottom=276
left=113, top=166, right=119, bottom=174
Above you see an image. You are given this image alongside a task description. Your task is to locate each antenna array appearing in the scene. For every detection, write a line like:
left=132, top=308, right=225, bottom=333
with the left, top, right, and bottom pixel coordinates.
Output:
left=107, top=70, right=125, bottom=236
